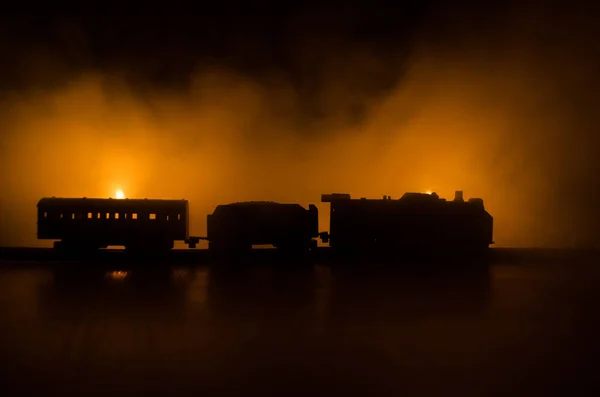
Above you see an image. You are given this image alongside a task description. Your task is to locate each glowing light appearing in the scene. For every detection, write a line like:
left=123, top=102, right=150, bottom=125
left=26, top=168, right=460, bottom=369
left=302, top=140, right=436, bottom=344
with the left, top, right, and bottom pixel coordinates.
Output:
left=425, top=191, right=432, bottom=195
left=115, top=189, right=125, bottom=199
left=106, top=270, right=129, bottom=280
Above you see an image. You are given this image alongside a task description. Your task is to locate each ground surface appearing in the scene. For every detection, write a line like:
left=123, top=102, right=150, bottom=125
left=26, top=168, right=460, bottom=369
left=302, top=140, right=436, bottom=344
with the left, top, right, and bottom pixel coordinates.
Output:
left=0, top=248, right=598, bottom=396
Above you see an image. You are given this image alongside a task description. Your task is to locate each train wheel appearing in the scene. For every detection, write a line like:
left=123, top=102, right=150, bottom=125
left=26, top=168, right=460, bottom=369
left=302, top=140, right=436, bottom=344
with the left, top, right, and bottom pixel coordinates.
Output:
left=162, top=240, right=175, bottom=251
left=275, top=239, right=314, bottom=260
left=209, top=241, right=252, bottom=264
left=54, top=240, right=101, bottom=255
left=208, top=241, right=223, bottom=255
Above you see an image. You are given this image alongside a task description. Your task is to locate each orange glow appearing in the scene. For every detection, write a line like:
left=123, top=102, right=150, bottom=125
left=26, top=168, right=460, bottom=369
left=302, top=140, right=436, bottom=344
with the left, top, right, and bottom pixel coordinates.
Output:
left=106, top=270, right=128, bottom=280
left=425, top=191, right=432, bottom=195
left=115, top=189, right=125, bottom=199
left=1, top=26, right=598, bottom=250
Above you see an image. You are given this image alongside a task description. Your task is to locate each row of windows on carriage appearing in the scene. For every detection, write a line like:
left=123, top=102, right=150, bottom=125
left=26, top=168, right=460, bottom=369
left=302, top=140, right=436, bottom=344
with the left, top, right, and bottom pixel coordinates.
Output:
left=42, top=211, right=182, bottom=221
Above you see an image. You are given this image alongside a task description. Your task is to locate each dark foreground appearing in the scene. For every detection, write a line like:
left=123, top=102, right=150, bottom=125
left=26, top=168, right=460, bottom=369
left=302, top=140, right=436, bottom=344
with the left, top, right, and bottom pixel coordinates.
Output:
left=0, top=249, right=599, bottom=396
left=1, top=246, right=596, bottom=266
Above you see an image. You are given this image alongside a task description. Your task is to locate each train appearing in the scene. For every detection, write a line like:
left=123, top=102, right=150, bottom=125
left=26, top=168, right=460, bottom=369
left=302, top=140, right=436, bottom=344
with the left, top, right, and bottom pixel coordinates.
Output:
left=321, top=191, right=494, bottom=253
left=37, top=190, right=493, bottom=254
left=207, top=201, right=319, bottom=254
left=37, top=198, right=200, bottom=251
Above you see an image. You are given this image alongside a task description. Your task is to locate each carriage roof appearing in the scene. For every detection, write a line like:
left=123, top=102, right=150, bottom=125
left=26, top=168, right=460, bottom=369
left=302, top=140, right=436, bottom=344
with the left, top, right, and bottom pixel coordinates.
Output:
left=37, top=197, right=188, bottom=211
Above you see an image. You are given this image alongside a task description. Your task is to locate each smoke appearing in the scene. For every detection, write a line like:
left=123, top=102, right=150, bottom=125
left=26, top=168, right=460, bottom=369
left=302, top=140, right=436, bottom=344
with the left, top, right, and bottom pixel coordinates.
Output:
left=1, top=3, right=599, bottom=248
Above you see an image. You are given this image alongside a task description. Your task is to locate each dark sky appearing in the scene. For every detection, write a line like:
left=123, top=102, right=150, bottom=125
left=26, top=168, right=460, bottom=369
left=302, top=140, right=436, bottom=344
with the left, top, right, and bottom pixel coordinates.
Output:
left=1, top=3, right=441, bottom=112
left=1, top=1, right=600, bottom=247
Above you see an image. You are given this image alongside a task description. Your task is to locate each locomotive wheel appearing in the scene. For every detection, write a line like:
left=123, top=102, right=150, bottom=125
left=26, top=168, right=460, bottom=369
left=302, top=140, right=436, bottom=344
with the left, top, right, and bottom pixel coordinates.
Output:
left=275, top=239, right=314, bottom=256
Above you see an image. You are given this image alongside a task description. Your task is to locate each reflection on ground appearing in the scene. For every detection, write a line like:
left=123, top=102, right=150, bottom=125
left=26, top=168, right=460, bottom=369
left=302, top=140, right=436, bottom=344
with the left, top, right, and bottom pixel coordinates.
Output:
left=0, top=256, right=598, bottom=396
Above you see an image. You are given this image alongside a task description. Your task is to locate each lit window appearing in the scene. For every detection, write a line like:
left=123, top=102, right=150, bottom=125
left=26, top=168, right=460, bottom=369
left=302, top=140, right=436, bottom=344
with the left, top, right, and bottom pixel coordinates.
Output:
left=43, top=212, right=48, bottom=218
left=132, top=213, right=138, bottom=220
left=177, top=214, right=181, bottom=220
left=149, top=213, right=156, bottom=220
left=124, top=213, right=128, bottom=219
left=72, top=213, right=75, bottom=220
left=166, top=215, right=170, bottom=221
left=97, top=213, right=101, bottom=219
left=115, top=213, right=119, bottom=219
left=106, top=213, right=110, bottom=219
left=60, top=214, right=64, bottom=219
left=87, top=212, right=92, bottom=219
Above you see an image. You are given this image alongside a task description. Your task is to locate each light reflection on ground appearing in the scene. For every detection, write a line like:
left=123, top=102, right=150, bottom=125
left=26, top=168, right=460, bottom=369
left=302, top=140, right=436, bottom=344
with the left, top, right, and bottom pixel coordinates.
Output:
left=0, top=257, right=598, bottom=396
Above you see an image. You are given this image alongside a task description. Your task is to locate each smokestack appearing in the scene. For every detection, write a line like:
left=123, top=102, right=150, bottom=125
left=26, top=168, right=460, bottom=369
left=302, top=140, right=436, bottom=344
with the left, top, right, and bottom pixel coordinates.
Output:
left=454, top=191, right=464, bottom=202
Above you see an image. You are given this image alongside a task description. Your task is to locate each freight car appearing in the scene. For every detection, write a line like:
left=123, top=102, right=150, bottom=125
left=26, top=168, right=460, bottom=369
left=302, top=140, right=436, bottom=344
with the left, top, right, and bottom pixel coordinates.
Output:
left=320, top=191, right=494, bottom=253
left=37, top=197, right=201, bottom=251
left=206, top=201, right=319, bottom=255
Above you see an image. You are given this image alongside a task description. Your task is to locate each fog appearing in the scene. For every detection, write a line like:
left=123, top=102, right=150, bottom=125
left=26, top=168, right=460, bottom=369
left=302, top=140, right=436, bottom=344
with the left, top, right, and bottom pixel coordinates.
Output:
left=1, top=3, right=599, bottom=248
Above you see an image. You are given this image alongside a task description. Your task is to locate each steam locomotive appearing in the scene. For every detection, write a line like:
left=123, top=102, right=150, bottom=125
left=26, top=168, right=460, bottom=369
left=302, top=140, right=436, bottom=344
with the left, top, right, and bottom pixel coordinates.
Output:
left=321, top=191, right=494, bottom=253
left=37, top=190, right=493, bottom=254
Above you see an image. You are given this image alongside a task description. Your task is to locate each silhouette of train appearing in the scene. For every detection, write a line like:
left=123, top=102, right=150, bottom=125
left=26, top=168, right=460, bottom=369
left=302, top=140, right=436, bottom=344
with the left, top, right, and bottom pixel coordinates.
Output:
left=207, top=202, right=319, bottom=254
left=37, top=198, right=194, bottom=251
left=37, top=191, right=493, bottom=254
left=321, top=191, right=493, bottom=253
